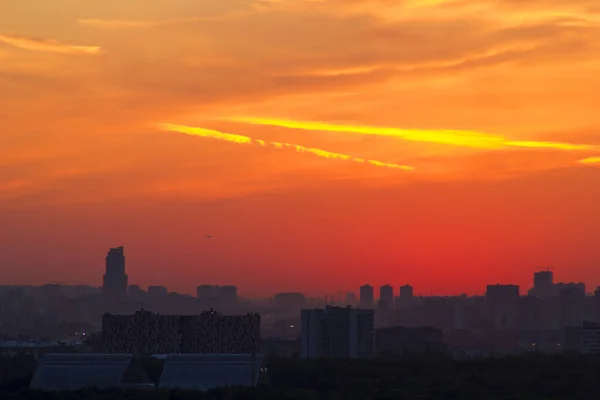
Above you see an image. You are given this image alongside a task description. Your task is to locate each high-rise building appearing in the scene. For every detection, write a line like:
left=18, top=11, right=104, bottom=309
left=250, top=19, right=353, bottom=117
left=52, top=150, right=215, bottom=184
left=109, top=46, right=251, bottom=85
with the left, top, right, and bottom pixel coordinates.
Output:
left=397, top=285, right=414, bottom=308
left=102, top=246, right=128, bottom=299
left=300, top=306, right=374, bottom=359
left=485, top=284, right=519, bottom=329
left=379, top=285, right=394, bottom=310
left=400, top=285, right=414, bottom=298
left=359, top=285, right=374, bottom=309
left=534, top=269, right=553, bottom=287
left=102, top=309, right=261, bottom=354
left=559, top=287, right=585, bottom=328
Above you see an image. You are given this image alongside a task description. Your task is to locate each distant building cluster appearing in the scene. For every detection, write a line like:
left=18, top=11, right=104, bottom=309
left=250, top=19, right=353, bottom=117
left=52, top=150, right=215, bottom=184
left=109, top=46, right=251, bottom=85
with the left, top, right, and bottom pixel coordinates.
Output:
left=101, top=246, right=239, bottom=307
left=102, top=309, right=260, bottom=355
left=273, top=292, right=307, bottom=309
left=196, top=284, right=238, bottom=307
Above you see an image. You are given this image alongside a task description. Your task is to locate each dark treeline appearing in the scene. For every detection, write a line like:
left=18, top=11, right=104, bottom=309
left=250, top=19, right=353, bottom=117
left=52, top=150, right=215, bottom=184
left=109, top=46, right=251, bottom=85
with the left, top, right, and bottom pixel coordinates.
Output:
left=2, top=354, right=600, bottom=399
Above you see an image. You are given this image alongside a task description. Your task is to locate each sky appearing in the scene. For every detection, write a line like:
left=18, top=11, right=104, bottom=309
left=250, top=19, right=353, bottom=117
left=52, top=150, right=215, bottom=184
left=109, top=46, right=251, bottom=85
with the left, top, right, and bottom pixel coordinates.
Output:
left=1, top=0, right=600, bottom=297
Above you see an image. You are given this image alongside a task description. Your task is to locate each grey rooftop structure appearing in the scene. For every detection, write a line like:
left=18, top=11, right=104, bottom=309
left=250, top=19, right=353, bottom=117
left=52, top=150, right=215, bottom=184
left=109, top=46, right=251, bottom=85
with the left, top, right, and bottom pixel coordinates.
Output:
left=30, top=353, right=153, bottom=390
left=159, top=354, right=263, bottom=390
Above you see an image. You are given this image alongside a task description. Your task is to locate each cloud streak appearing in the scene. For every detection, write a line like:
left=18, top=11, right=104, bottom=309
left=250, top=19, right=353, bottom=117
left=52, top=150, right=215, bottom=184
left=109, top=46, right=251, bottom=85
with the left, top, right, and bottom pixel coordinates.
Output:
left=77, top=17, right=221, bottom=29
left=227, top=117, right=599, bottom=151
left=77, top=10, right=258, bottom=29
left=157, top=123, right=414, bottom=171
left=578, top=156, right=600, bottom=164
left=0, top=33, right=100, bottom=55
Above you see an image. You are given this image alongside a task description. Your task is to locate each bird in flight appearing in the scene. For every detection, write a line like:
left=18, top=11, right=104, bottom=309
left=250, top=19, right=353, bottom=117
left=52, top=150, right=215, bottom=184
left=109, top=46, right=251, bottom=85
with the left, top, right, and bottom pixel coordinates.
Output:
left=206, top=235, right=213, bottom=239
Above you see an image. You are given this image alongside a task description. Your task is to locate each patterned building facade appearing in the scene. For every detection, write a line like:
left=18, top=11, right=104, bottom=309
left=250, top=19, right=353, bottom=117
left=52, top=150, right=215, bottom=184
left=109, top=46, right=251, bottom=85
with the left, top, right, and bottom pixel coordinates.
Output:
left=102, top=309, right=261, bottom=354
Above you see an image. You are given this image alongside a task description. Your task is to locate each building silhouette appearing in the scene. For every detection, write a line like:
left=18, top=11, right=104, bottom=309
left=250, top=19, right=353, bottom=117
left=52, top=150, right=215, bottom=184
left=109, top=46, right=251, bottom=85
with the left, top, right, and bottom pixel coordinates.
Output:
left=534, top=269, right=553, bottom=287
left=30, top=354, right=153, bottom=390
left=196, top=285, right=238, bottom=307
left=147, top=286, right=168, bottom=297
left=273, top=292, right=307, bottom=309
left=485, top=284, right=519, bottom=329
left=359, top=284, right=374, bottom=309
left=102, top=309, right=260, bottom=355
left=397, top=284, right=414, bottom=308
left=379, top=285, right=394, bottom=310
left=220, top=286, right=238, bottom=305
left=345, top=292, right=357, bottom=306
left=301, top=306, right=374, bottom=359
left=581, top=322, right=600, bottom=354
left=528, top=269, right=585, bottom=299
left=102, top=246, right=128, bottom=299
left=558, top=287, right=585, bottom=328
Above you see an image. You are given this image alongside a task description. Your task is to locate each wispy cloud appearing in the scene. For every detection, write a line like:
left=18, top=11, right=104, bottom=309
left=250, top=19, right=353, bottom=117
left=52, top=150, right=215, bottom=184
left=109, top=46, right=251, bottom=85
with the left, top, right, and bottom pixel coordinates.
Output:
left=157, top=123, right=414, bottom=171
left=578, top=156, right=600, bottom=164
left=77, top=10, right=256, bottom=29
left=78, top=17, right=206, bottom=29
left=227, top=117, right=599, bottom=151
left=0, top=33, right=100, bottom=55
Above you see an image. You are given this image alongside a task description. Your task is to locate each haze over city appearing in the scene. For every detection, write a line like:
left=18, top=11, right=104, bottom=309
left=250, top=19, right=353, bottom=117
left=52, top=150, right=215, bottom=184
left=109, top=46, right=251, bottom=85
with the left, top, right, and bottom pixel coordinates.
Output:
left=2, top=0, right=600, bottom=296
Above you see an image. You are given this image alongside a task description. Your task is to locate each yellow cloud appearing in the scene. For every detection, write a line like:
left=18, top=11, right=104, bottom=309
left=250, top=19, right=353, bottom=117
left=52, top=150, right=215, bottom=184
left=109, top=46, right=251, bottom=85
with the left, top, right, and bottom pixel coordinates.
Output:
left=228, top=117, right=505, bottom=148
left=0, top=33, right=100, bottom=55
left=227, top=117, right=598, bottom=151
left=503, top=141, right=594, bottom=151
left=578, top=157, right=600, bottom=164
left=157, top=123, right=414, bottom=171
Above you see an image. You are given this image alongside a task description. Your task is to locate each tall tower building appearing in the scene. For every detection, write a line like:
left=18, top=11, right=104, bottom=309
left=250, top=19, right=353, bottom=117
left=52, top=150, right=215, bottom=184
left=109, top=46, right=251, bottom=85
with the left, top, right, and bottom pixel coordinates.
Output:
left=102, top=246, right=128, bottom=299
left=359, top=284, right=374, bottom=309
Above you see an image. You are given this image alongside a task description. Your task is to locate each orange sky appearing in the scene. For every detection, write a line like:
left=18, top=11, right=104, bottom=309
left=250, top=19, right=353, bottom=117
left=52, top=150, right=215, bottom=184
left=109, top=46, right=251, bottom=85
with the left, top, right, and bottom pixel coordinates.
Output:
left=1, top=0, right=600, bottom=297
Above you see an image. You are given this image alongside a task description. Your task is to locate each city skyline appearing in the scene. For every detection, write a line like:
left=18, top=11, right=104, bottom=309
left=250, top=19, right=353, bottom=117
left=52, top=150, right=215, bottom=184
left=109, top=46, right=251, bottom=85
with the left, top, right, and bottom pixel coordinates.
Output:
left=7, top=245, right=596, bottom=299
left=2, top=0, right=600, bottom=294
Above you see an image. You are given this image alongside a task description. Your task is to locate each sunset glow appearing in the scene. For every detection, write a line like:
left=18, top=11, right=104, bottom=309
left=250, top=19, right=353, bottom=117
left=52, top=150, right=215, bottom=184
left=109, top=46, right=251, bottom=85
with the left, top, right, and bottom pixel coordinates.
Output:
left=2, top=0, right=600, bottom=296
